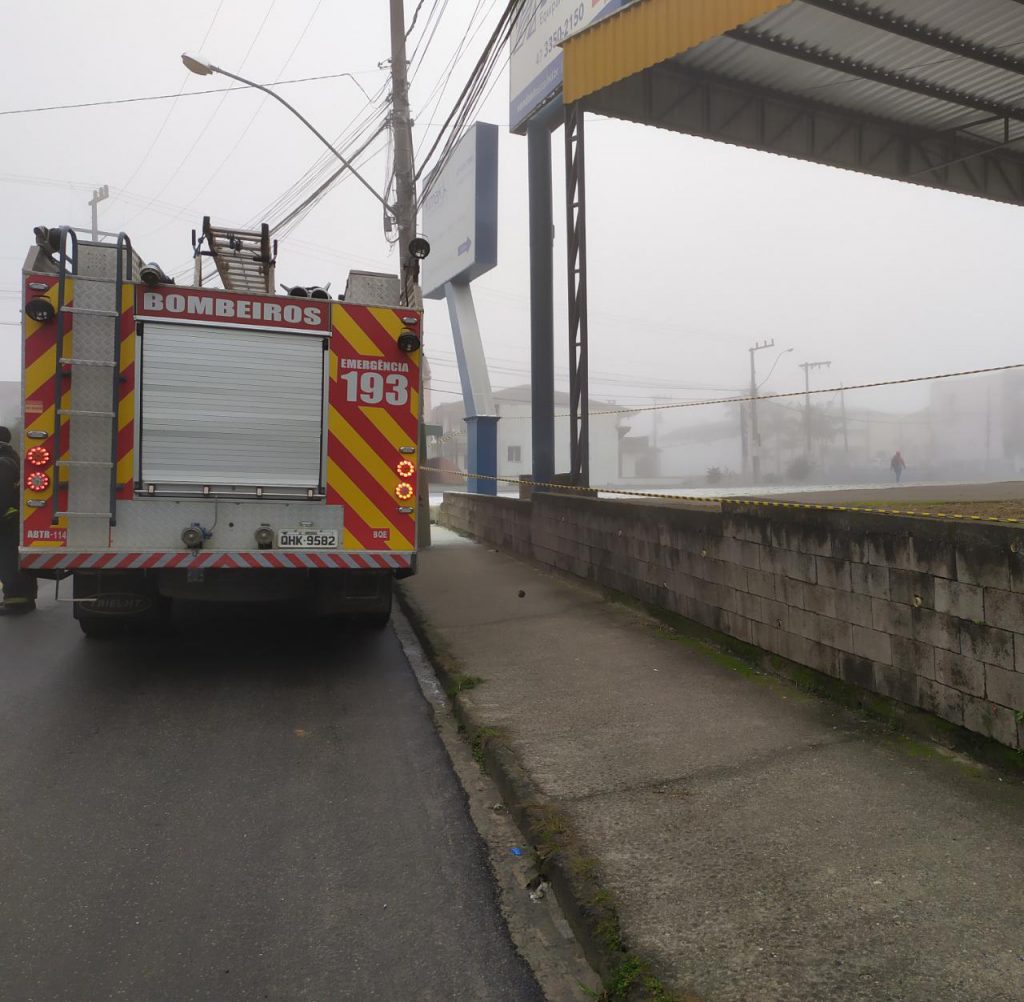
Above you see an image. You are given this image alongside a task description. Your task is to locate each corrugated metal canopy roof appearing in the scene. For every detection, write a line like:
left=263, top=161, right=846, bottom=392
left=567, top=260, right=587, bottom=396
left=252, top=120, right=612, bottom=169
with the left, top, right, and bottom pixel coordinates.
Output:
left=563, top=0, right=1024, bottom=205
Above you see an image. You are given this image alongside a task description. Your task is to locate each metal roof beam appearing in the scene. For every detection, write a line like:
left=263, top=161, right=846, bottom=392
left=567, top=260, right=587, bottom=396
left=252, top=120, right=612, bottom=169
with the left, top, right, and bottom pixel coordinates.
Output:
left=797, top=0, right=1024, bottom=77
left=592, top=61, right=1024, bottom=204
left=726, top=26, right=1024, bottom=123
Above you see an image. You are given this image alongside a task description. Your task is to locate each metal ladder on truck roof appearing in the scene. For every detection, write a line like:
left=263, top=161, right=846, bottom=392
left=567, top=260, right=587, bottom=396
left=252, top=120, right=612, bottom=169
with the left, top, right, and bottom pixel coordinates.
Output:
left=193, top=216, right=277, bottom=294
left=50, top=226, right=136, bottom=547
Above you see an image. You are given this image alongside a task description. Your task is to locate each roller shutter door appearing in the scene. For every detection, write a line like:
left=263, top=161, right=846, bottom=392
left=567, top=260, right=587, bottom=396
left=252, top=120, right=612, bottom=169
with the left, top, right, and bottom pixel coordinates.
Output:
left=140, top=322, right=324, bottom=488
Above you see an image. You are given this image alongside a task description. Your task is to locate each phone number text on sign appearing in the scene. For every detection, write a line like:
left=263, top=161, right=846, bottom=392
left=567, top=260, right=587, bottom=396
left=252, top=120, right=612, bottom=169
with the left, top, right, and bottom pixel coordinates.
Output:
left=535, top=3, right=585, bottom=65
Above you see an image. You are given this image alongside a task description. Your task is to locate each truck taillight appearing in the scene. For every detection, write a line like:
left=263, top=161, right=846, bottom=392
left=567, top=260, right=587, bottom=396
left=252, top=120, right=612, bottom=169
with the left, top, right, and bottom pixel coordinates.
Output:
left=395, top=482, right=414, bottom=501
left=26, top=446, right=51, bottom=467
left=26, top=471, right=50, bottom=492
left=396, top=460, right=415, bottom=479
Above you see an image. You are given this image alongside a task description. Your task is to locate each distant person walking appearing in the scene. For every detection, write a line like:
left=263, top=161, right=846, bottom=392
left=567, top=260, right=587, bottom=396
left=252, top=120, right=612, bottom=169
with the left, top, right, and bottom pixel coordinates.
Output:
left=0, top=426, right=37, bottom=616
left=890, top=450, right=907, bottom=484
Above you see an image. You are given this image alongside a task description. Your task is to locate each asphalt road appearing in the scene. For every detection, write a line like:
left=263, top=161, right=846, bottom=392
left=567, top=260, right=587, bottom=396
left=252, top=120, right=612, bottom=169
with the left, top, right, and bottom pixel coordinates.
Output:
left=0, top=590, right=544, bottom=1002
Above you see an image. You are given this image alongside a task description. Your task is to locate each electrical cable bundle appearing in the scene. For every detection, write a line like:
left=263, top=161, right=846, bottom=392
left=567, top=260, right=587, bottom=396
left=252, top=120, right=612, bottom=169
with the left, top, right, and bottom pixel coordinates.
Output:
left=415, top=0, right=519, bottom=203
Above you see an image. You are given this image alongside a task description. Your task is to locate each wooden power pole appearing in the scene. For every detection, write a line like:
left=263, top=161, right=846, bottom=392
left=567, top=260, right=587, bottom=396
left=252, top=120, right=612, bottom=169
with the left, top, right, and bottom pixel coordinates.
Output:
left=389, top=0, right=418, bottom=307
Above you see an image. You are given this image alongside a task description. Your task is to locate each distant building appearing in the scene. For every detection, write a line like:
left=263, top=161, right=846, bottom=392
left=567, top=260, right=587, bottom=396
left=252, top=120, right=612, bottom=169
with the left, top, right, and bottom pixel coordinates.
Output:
left=429, top=385, right=649, bottom=486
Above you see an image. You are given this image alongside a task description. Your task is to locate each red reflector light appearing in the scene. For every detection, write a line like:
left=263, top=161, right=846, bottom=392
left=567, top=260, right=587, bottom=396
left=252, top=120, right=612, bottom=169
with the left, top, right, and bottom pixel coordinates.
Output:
left=395, top=482, right=414, bottom=501
left=26, top=446, right=51, bottom=467
left=26, top=471, right=50, bottom=492
left=396, top=459, right=415, bottom=479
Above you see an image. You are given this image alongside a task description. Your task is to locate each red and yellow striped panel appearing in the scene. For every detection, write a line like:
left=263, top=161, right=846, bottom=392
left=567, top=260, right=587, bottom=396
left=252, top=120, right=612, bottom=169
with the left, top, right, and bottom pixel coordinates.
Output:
left=115, top=283, right=136, bottom=499
left=327, top=303, right=421, bottom=552
left=21, top=274, right=69, bottom=547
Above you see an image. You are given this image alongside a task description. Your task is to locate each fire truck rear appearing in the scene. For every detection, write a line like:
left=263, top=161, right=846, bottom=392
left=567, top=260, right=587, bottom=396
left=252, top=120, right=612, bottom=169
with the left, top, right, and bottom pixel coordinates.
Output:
left=18, top=222, right=423, bottom=637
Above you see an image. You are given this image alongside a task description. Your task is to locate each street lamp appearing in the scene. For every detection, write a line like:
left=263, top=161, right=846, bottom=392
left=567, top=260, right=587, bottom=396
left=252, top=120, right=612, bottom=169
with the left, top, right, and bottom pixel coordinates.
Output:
left=179, top=52, right=426, bottom=302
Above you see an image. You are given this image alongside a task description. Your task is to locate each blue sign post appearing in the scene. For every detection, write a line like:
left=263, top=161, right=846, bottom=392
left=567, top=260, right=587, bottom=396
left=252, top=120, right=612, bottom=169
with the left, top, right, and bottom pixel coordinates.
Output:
left=422, top=123, right=500, bottom=496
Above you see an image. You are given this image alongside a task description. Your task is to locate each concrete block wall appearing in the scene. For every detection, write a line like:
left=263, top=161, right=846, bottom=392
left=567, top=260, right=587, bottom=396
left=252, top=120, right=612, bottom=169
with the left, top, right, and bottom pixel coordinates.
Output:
left=439, top=492, right=1024, bottom=751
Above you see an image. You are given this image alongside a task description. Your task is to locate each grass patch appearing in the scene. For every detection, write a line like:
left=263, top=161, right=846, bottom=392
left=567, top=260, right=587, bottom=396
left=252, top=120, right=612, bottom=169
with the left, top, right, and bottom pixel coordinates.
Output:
left=445, top=672, right=484, bottom=698
left=470, top=725, right=503, bottom=766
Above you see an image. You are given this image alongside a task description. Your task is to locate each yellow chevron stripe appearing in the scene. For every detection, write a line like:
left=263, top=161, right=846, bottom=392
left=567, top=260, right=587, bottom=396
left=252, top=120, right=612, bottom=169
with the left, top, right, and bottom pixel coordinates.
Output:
left=362, top=406, right=415, bottom=451
left=116, top=285, right=136, bottom=486
left=329, top=409, right=404, bottom=499
left=367, top=307, right=402, bottom=337
left=26, top=404, right=55, bottom=437
left=326, top=456, right=412, bottom=550
left=333, top=307, right=383, bottom=357
left=24, top=347, right=56, bottom=399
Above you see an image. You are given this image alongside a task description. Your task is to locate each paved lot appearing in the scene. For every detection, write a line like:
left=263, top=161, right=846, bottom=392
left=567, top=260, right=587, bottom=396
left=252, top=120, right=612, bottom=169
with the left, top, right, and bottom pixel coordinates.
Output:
left=0, top=592, right=543, bottom=1002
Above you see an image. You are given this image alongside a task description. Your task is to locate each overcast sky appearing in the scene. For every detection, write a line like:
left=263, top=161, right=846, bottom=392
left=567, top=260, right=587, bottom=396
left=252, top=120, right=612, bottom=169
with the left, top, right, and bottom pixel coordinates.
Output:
left=2, top=1, right=1022, bottom=437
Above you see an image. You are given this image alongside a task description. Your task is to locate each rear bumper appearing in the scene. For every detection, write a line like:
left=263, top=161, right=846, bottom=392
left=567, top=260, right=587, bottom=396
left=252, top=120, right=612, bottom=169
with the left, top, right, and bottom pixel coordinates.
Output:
left=71, top=564, right=394, bottom=611
left=20, top=549, right=413, bottom=572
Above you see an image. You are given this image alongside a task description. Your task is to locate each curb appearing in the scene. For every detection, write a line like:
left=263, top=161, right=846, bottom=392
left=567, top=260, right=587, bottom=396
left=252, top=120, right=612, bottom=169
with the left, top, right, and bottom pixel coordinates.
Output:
left=395, top=583, right=687, bottom=1002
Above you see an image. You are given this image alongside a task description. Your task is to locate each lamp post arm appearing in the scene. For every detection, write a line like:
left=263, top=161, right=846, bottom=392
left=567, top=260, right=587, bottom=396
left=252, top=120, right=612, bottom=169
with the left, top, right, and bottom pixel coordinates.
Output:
left=208, top=63, right=394, bottom=216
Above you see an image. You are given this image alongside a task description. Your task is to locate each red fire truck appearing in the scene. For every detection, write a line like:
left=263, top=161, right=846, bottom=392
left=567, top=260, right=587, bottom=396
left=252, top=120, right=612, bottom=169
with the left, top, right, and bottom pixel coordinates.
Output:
left=18, top=220, right=423, bottom=636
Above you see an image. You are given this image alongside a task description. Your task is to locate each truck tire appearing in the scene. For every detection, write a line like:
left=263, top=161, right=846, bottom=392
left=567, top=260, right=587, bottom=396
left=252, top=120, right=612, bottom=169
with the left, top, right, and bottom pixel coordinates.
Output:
left=365, top=582, right=393, bottom=629
left=77, top=612, right=128, bottom=640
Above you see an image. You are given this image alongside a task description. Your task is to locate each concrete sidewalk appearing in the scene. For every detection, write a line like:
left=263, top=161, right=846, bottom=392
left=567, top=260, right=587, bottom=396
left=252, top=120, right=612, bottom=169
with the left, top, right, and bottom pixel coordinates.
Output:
left=401, top=528, right=1024, bottom=1002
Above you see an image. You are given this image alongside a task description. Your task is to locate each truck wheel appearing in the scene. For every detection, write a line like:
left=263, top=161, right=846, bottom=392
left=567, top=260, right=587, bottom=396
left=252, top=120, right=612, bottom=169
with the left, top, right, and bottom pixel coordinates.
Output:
left=77, top=613, right=127, bottom=639
left=365, top=584, right=393, bottom=629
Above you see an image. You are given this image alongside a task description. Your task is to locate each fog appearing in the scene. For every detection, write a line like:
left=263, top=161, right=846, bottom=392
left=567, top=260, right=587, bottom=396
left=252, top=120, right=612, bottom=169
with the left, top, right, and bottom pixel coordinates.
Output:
left=2, top=2, right=1022, bottom=489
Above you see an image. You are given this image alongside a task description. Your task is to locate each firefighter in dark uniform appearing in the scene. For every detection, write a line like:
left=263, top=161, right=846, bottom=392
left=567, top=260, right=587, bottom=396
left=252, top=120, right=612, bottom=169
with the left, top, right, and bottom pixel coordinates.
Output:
left=0, top=426, right=37, bottom=615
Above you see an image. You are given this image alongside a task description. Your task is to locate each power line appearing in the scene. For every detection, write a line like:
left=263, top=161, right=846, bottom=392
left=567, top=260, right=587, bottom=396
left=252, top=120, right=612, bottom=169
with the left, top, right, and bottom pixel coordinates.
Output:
left=500, top=363, right=1024, bottom=420
left=411, top=0, right=492, bottom=164
left=273, top=126, right=390, bottom=238
left=120, top=0, right=279, bottom=230
left=115, top=0, right=225, bottom=198
left=0, top=70, right=385, bottom=118
left=405, top=0, right=430, bottom=38
left=245, top=76, right=391, bottom=231
left=140, top=0, right=327, bottom=242
left=415, top=0, right=517, bottom=192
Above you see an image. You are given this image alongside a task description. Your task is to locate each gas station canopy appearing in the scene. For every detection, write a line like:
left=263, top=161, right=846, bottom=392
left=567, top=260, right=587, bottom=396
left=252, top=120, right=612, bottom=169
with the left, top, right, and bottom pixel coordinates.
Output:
left=563, top=0, right=1024, bottom=206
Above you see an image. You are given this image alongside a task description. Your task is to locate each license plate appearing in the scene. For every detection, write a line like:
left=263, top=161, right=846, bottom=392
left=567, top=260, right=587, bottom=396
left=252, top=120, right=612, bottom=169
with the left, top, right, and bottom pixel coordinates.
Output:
left=277, top=529, right=339, bottom=549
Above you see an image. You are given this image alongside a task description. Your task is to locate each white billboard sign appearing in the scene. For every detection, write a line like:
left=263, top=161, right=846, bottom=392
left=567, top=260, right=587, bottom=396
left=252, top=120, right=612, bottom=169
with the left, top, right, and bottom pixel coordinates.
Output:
left=421, top=123, right=499, bottom=300
left=509, top=0, right=628, bottom=134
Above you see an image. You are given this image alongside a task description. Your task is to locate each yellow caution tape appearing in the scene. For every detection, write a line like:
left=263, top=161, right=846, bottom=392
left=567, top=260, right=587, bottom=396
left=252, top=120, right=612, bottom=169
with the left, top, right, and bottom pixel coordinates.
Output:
left=421, top=466, right=1024, bottom=528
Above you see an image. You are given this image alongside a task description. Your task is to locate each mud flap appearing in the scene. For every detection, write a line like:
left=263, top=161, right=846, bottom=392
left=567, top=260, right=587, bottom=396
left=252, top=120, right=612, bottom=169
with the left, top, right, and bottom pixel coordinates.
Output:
left=73, top=571, right=170, bottom=635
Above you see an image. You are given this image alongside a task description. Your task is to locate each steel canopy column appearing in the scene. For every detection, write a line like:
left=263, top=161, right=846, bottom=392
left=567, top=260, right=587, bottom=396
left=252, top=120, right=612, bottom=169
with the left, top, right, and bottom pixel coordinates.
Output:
left=564, top=102, right=590, bottom=487
left=528, top=121, right=555, bottom=490
left=444, top=280, right=498, bottom=495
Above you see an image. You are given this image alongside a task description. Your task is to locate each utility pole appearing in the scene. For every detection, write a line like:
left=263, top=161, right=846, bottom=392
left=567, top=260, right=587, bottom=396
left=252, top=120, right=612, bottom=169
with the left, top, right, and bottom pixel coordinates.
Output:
left=388, top=0, right=429, bottom=545
left=748, top=339, right=774, bottom=483
left=88, top=185, right=109, bottom=240
left=840, top=383, right=850, bottom=460
left=800, top=360, right=831, bottom=459
left=389, top=0, right=417, bottom=307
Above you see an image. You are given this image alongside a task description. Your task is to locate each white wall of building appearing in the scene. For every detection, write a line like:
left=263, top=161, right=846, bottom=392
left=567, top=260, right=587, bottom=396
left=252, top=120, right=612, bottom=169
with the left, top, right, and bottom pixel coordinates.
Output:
left=494, top=399, right=623, bottom=484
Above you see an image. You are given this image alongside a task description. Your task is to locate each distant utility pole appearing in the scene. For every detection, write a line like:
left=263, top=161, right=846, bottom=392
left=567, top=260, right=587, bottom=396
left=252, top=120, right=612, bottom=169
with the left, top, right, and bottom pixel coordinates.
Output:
left=748, top=339, right=774, bottom=483
left=840, top=383, right=850, bottom=459
left=800, top=360, right=831, bottom=459
left=88, top=185, right=109, bottom=240
left=388, top=0, right=418, bottom=306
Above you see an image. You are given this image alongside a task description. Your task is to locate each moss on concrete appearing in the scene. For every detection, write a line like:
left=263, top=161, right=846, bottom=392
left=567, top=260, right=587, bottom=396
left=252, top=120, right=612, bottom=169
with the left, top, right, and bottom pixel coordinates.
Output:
left=396, top=584, right=690, bottom=1001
